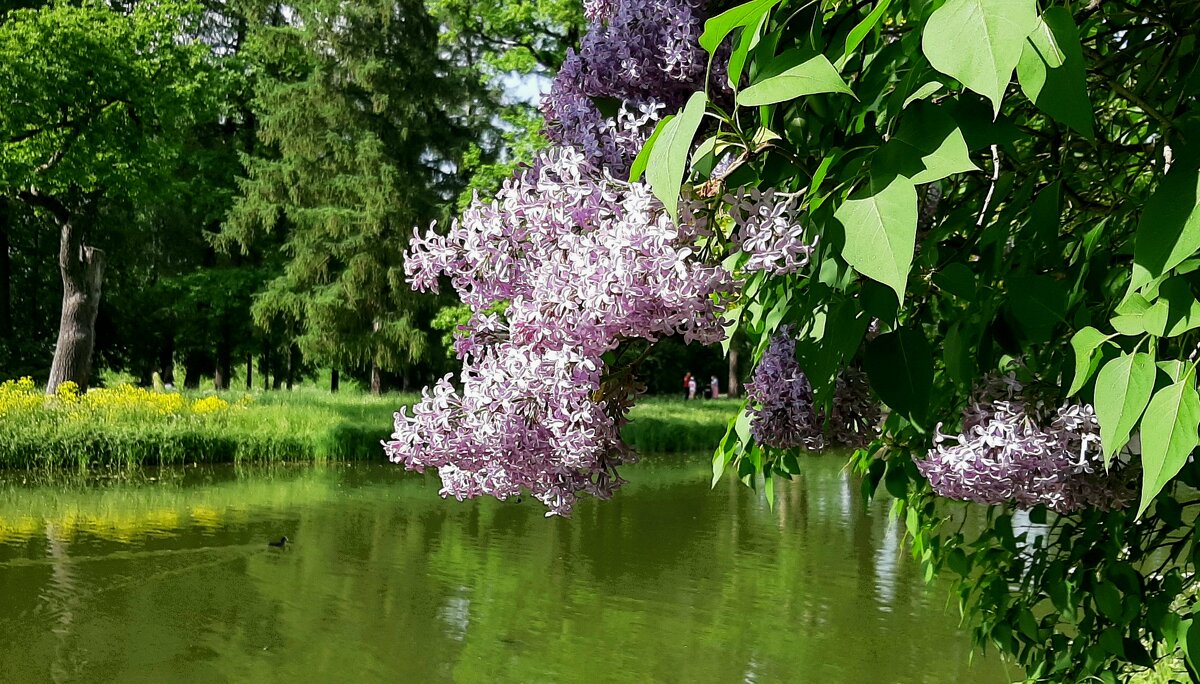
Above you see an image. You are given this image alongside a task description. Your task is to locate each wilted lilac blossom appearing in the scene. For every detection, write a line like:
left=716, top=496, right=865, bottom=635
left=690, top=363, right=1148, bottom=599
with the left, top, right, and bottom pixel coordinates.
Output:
left=826, top=369, right=881, bottom=449
left=542, top=0, right=714, bottom=175
left=727, top=188, right=818, bottom=275
left=389, top=147, right=733, bottom=515
left=915, top=374, right=1130, bottom=513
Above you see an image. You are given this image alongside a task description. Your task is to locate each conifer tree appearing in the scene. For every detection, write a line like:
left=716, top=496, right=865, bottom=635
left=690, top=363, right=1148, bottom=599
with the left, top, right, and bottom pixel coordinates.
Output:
left=220, top=0, right=473, bottom=393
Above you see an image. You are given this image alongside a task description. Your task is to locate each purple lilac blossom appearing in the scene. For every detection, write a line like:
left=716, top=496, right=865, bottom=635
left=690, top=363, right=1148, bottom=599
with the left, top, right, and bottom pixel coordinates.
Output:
left=583, top=0, right=617, bottom=22
left=744, top=326, right=823, bottom=449
left=743, top=327, right=878, bottom=450
left=914, top=374, right=1131, bottom=513
left=390, top=147, right=733, bottom=516
left=542, top=0, right=714, bottom=176
left=727, top=188, right=818, bottom=275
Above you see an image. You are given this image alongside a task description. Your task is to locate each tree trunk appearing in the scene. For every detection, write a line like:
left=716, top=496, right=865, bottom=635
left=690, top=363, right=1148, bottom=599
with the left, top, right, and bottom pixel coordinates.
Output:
left=46, top=215, right=104, bottom=394
left=285, top=345, right=298, bottom=390
left=184, top=351, right=203, bottom=389
left=159, top=333, right=175, bottom=386
left=727, top=346, right=740, bottom=399
left=370, top=360, right=382, bottom=396
left=0, top=198, right=11, bottom=340
left=369, top=318, right=382, bottom=395
left=330, top=369, right=339, bottom=393
left=246, top=353, right=253, bottom=390
left=214, top=323, right=232, bottom=391
left=260, top=346, right=270, bottom=390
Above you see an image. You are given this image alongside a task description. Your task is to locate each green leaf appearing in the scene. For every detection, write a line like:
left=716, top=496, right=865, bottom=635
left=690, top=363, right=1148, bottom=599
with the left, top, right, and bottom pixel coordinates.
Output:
left=876, top=102, right=979, bottom=184
left=737, top=55, right=853, bottom=107
left=1016, top=7, right=1094, bottom=138
left=903, top=81, right=944, bottom=109
left=842, top=0, right=892, bottom=62
left=805, top=299, right=870, bottom=406
left=1157, top=278, right=1200, bottom=337
left=1132, top=158, right=1200, bottom=288
left=1138, top=373, right=1200, bottom=516
left=835, top=175, right=918, bottom=304
left=1067, top=327, right=1113, bottom=396
left=864, top=328, right=934, bottom=426
left=1094, top=351, right=1156, bottom=465
left=921, top=0, right=1040, bottom=114
left=727, top=9, right=769, bottom=89
left=944, top=323, right=975, bottom=387
left=1007, top=274, right=1067, bottom=343
left=699, top=0, right=781, bottom=55
left=1099, top=578, right=1123, bottom=619
left=629, top=115, right=672, bottom=183
left=1187, top=618, right=1200, bottom=673
left=646, top=91, right=707, bottom=222
left=933, top=263, right=976, bottom=300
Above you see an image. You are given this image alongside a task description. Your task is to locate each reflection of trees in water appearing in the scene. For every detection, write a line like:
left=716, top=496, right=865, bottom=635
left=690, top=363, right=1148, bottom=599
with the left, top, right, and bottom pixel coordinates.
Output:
left=0, top=462, right=1003, bottom=683
left=44, top=522, right=83, bottom=682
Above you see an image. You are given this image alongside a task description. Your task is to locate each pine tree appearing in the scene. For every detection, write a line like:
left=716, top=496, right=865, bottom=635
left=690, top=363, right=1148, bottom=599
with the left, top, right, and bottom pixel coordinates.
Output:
left=219, top=0, right=473, bottom=393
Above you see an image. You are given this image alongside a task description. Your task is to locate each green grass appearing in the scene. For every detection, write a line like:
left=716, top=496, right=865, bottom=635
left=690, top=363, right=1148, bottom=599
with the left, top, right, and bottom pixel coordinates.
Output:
left=0, top=385, right=737, bottom=469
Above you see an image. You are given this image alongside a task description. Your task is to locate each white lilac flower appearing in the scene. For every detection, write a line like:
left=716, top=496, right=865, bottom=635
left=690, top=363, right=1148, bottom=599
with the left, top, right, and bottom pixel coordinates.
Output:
left=392, top=147, right=733, bottom=516
left=726, top=188, right=818, bottom=275
left=914, top=374, right=1131, bottom=513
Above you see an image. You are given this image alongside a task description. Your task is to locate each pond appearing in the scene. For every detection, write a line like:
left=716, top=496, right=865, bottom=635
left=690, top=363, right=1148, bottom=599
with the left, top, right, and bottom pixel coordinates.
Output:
left=0, top=455, right=1015, bottom=683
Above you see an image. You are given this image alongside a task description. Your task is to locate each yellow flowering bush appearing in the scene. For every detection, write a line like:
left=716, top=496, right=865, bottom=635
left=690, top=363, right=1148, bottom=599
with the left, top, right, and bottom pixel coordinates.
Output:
left=0, top=379, right=248, bottom=420
left=0, top=377, right=41, bottom=416
left=191, top=396, right=229, bottom=415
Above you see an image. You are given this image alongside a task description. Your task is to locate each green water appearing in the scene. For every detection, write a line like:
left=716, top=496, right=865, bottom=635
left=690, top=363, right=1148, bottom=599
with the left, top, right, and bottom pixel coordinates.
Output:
left=0, top=456, right=1013, bottom=683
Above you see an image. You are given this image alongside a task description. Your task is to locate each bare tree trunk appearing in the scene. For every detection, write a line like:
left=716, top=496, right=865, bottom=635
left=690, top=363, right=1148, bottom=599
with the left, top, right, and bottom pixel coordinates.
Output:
left=260, top=346, right=270, bottom=390
left=184, top=350, right=203, bottom=389
left=246, top=353, right=253, bottom=390
left=159, top=333, right=175, bottom=386
left=330, top=369, right=339, bottom=393
left=213, top=323, right=232, bottom=391
left=47, top=215, right=104, bottom=393
left=0, top=198, right=11, bottom=340
left=727, top=346, right=740, bottom=399
left=370, top=360, right=382, bottom=396
left=285, top=344, right=298, bottom=390
left=370, top=318, right=382, bottom=395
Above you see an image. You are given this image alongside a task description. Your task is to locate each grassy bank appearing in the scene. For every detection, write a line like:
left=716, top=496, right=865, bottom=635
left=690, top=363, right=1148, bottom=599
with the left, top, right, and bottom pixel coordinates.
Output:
left=0, top=378, right=737, bottom=468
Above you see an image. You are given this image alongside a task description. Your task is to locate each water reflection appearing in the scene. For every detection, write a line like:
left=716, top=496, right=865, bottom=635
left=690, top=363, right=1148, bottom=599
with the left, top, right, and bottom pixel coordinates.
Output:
left=0, top=458, right=1014, bottom=683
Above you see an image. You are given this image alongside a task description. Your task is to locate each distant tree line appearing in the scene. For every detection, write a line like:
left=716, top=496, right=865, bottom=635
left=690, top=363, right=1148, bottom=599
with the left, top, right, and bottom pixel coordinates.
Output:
left=0, top=0, right=587, bottom=394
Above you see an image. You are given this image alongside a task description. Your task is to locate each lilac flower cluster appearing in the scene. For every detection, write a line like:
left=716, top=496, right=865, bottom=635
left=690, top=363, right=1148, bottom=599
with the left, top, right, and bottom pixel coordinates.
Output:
left=726, top=189, right=819, bottom=275
left=744, top=327, right=823, bottom=449
left=744, top=328, right=879, bottom=450
left=542, top=0, right=712, bottom=175
left=583, top=0, right=617, bottom=22
left=915, top=375, right=1130, bottom=513
left=826, top=369, right=881, bottom=449
left=389, top=147, right=732, bottom=515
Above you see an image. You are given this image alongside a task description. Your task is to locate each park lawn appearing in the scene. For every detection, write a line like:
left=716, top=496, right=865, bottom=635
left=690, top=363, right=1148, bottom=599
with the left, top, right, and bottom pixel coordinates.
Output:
left=0, top=380, right=738, bottom=468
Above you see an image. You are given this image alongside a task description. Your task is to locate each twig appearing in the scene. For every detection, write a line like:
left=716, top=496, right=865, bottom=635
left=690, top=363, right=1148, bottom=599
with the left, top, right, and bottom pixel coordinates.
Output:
left=976, top=144, right=1000, bottom=227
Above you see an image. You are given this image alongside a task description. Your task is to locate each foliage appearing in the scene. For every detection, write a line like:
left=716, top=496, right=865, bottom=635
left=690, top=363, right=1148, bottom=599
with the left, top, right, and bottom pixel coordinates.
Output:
left=0, top=0, right=217, bottom=202
left=673, top=0, right=1200, bottom=680
left=217, top=0, right=478, bottom=385
left=398, top=0, right=1200, bottom=678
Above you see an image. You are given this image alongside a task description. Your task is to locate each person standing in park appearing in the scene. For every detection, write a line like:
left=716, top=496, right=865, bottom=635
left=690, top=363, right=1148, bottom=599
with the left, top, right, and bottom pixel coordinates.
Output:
left=682, top=372, right=692, bottom=400
left=709, top=376, right=719, bottom=400
left=688, top=374, right=697, bottom=401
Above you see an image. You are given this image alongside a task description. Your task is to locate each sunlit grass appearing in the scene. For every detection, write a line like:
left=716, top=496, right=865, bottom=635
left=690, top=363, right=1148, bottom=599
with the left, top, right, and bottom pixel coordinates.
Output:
left=0, top=378, right=737, bottom=467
